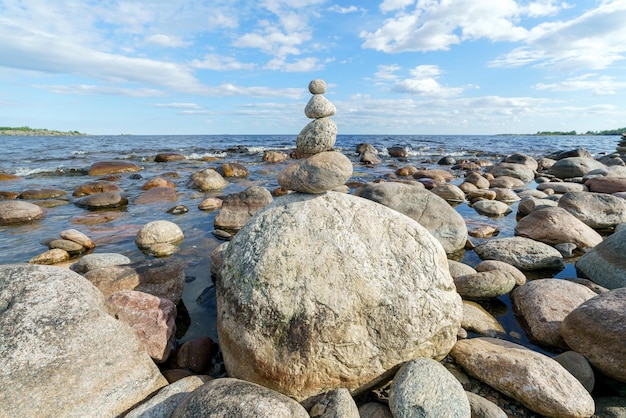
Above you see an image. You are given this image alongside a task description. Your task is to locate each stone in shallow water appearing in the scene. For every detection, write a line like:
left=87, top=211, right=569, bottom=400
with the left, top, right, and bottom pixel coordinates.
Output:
left=0, top=200, right=46, bottom=224
left=474, top=236, right=564, bottom=271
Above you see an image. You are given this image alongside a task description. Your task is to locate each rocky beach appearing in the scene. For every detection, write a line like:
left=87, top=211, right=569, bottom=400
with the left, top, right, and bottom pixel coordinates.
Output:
left=1, top=81, right=625, bottom=417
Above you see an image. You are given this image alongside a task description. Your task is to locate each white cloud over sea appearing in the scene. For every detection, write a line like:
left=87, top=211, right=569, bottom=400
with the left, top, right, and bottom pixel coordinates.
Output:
left=0, top=0, right=624, bottom=134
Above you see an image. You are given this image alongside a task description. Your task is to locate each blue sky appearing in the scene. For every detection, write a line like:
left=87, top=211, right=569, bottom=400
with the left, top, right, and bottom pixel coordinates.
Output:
left=0, top=0, right=625, bottom=135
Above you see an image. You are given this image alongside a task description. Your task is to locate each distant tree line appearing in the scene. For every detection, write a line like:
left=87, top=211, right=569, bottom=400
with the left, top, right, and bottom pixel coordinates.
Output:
left=0, top=126, right=84, bottom=135
left=535, top=127, right=626, bottom=136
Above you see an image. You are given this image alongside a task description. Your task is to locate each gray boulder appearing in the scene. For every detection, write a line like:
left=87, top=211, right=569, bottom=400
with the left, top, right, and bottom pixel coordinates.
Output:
left=549, top=157, right=607, bottom=179
left=301, top=388, right=359, bottom=418
left=0, top=264, right=167, bottom=418
left=561, top=288, right=626, bottom=383
left=358, top=181, right=468, bottom=254
left=72, top=252, right=131, bottom=273
left=511, top=279, right=597, bottom=349
left=389, top=357, right=471, bottom=418
left=558, top=191, right=626, bottom=229
left=488, top=162, right=535, bottom=182
left=474, top=236, right=564, bottom=271
left=215, top=192, right=462, bottom=401
left=172, top=378, right=309, bottom=417
left=451, top=338, right=594, bottom=418
left=576, top=226, right=626, bottom=289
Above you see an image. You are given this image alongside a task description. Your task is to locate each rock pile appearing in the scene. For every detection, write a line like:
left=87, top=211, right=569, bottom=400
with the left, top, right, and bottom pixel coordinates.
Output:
left=277, top=79, right=353, bottom=193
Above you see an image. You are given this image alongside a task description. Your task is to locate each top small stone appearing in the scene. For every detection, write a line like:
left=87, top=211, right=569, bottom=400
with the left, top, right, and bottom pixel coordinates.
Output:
left=308, top=79, right=326, bottom=95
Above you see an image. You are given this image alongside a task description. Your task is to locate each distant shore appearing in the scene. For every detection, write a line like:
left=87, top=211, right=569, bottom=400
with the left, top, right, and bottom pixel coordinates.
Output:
left=0, top=127, right=86, bottom=136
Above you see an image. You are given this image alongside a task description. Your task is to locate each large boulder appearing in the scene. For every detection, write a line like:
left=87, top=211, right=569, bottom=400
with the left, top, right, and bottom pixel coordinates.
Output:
left=215, top=192, right=462, bottom=401
left=561, top=288, right=626, bottom=383
left=488, top=162, right=535, bottom=182
left=585, top=176, right=626, bottom=193
left=558, top=191, right=626, bottom=229
left=358, top=182, right=468, bottom=254
left=514, top=206, right=602, bottom=249
left=576, top=226, right=626, bottom=289
left=0, top=264, right=167, bottom=417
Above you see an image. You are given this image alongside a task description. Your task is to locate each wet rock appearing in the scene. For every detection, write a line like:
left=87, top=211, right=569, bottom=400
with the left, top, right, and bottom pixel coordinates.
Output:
left=263, top=150, right=289, bottom=162
left=134, top=186, right=178, bottom=204
left=135, top=220, right=184, bottom=250
left=47, top=238, right=85, bottom=255
left=431, top=183, right=466, bottom=202
left=561, top=288, right=626, bottom=383
left=0, top=200, right=46, bottom=224
left=585, top=176, right=626, bottom=194
left=413, top=169, right=454, bottom=183
left=504, top=153, right=539, bottom=171
left=154, top=152, right=185, bottom=162
left=198, top=197, right=223, bottom=211
left=18, top=188, right=67, bottom=199
left=142, top=177, right=176, bottom=190
left=174, top=336, right=217, bottom=375
left=214, top=186, right=273, bottom=232
left=88, top=160, right=141, bottom=176
left=72, top=252, right=131, bottom=273
left=475, top=259, right=526, bottom=286
left=488, top=162, right=535, bottom=182
left=389, top=357, right=470, bottom=418
left=186, top=168, right=229, bottom=191
left=75, top=191, right=128, bottom=210
left=217, top=162, right=249, bottom=178
left=489, top=176, right=525, bottom=189
left=472, top=200, right=512, bottom=217
left=72, top=181, right=121, bottom=197
left=465, top=172, right=491, bottom=189
left=388, top=146, right=408, bottom=158
left=511, top=279, right=597, bottom=349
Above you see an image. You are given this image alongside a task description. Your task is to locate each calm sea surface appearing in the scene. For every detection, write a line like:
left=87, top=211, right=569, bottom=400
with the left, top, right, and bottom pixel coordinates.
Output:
left=0, top=134, right=619, bottom=348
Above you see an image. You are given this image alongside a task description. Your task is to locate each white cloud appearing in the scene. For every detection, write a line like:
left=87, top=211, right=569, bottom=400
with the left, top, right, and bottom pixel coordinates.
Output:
left=374, top=64, right=402, bottom=81
left=233, top=25, right=311, bottom=58
left=491, top=0, right=626, bottom=70
left=264, top=56, right=323, bottom=72
left=379, top=0, right=415, bottom=13
left=535, top=73, right=626, bottom=95
left=361, top=0, right=532, bottom=53
left=191, top=54, right=256, bottom=71
left=155, top=103, right=203, bottom=109
left=207, top=11, right=239, bottom=30
left=146, top=34, right=188, bottom=47
left=36, top=84, right=167, bottom=97
left=374, top=64, right=465, bottom=98
left=327, top=5, right=365, bottom=14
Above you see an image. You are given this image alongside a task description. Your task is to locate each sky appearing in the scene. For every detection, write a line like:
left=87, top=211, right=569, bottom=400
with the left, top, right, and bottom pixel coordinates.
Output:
left=1, top=0, right=625, bottom=135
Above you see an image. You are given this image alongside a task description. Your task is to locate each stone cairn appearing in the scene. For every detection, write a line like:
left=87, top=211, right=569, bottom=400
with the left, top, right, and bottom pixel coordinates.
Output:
left=277, top=79, right=353, bottom=193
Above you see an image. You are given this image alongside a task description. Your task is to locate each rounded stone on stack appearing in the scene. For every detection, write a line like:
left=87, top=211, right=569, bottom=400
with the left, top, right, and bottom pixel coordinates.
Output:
left=304, top=95, right=336, bottom=119
left=308, top=79, right=327, bottom=94
left=295, top=117, right=338, bottom=155
left=277, top=151, right=352, bottom=194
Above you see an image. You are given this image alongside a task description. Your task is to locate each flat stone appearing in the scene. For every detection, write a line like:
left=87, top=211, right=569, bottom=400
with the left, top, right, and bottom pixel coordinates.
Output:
left=0, top=200, right=46, bottom=224
left=454, top=271, right=516, bottom=300
left=88, top=160, right=141, bottom=176
left=29, top=248, right=70, bottom=265
left=475, top=259, right=526, bottom=286
left=474, top=236, right=564, bottom=271
left=75, top=191, right=128, bottom=210
left=537, top=181, right=587, bottom=194
left=558, top=191, right=626, bottom=229
left=451, top=337, right=594, bottom=418
left=585, top=176, right=626, bottom=193
left=134, top=186, right=178, bottom=204
left=72, top=253, right=131, bottom=273
left=462, top=300, right=505, bottom=337
left=60, top=229, right=96, bottom=249
left=549, top=157, right=606, bottom=179
left=472, top=200, right=512, bottom=216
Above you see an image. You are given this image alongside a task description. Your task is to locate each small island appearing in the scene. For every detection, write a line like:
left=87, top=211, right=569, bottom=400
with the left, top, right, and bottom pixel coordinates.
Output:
left=0, top=126, right=86, bottom=136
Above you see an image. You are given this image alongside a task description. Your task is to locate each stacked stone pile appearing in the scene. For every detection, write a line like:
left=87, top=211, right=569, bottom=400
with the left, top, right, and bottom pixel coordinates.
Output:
left=277, top=79, right=353, bottom=193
